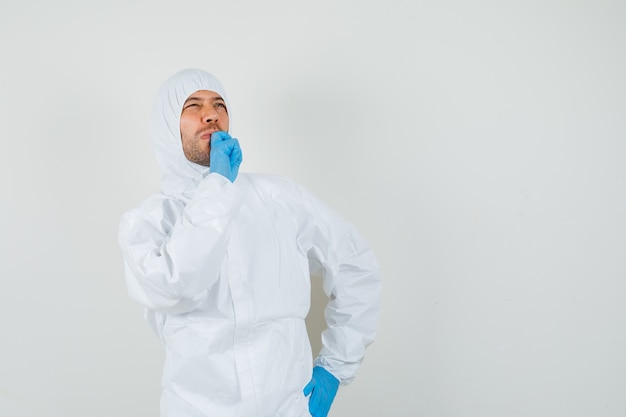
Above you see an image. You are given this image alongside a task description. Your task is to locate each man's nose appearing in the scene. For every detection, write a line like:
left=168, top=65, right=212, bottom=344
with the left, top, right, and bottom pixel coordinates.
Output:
left=202, top=107, right=219, bottom=123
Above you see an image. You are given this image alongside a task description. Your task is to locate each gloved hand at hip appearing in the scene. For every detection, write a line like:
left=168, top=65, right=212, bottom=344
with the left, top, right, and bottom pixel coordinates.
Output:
left=303, top=366, right=340, bottom=417
left=210, top=131, right=242, bottom=182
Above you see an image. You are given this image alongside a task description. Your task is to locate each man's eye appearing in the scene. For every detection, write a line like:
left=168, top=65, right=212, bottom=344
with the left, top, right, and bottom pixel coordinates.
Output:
left=216, top=102, right=226, bottom=109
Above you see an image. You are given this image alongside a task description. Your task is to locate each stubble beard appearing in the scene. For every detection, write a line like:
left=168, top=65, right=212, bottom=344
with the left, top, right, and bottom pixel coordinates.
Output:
left=181, top=132, right=211, bottom=167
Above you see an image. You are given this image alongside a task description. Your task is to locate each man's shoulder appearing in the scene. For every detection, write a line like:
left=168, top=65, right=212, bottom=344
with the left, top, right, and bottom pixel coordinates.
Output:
left=120, top=192, right=184, bottom=223
left=118, top=192, right=185, bottom=243
left=240, top=172, right=302, bottom=192
left=239, top=173, right=321, bottom=210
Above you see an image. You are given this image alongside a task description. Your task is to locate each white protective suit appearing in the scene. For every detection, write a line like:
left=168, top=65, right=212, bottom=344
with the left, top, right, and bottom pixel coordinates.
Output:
left=118, top=69, right=380, bottom=417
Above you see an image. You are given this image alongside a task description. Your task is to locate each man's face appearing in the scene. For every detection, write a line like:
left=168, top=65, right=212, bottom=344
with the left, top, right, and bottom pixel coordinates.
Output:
left=180, top=90, right=229, bottom=166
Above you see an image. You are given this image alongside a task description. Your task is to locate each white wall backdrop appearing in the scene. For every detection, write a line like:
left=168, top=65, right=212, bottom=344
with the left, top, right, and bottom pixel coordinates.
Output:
left=1, top=1, right=625, bottom=416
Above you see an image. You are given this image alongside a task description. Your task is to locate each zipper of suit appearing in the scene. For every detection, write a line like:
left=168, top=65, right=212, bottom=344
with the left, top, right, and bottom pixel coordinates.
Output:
left=227, top=223, right=258, bottom=417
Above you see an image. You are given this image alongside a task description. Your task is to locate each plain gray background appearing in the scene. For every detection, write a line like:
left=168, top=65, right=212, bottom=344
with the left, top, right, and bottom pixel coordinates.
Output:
left=2, top=1, right=626, bottom=416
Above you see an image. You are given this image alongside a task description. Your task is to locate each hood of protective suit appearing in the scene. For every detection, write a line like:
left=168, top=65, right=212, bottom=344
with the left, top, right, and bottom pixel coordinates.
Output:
left=150, top=68, right=231, bottom=198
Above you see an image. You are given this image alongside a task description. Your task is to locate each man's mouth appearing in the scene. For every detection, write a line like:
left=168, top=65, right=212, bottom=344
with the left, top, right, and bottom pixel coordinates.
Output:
left=200, top=129, right=217, bottom=140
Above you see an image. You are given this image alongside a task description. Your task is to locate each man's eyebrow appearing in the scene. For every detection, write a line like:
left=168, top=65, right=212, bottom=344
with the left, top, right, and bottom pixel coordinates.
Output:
left=183, top=96, right=225, bottom=105
left=183, top=97, right=202, bottom=106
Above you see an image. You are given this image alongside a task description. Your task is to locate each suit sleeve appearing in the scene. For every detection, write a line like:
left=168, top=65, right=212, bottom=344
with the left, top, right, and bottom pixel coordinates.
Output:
left=118, top=173, right=242, bottom=315
left=296, top=183, right=381, bottom=385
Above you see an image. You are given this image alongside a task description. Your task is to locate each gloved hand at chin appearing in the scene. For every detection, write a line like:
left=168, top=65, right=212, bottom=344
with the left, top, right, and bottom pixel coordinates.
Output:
left=210, top=131, right=242, bottom=182
left=303, top=366, right=340, bottom=417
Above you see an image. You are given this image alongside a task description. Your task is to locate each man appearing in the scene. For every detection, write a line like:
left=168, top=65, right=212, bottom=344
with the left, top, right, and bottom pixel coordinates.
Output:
left=118, top=68, right=380, bottom=417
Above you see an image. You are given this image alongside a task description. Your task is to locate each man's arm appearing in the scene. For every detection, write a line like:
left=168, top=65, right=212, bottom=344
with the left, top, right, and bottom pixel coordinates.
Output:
left=118, top=174, right=243, bottom=315
left=294, top=182, right=380, bottom=417
left=295, top=183, right=381, bottom=384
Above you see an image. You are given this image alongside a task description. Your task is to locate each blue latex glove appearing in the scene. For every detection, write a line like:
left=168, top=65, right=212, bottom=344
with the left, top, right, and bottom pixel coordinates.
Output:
left=209, top=131, right=242, bottom=182
left=303, top=366, right=340, bottom=417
